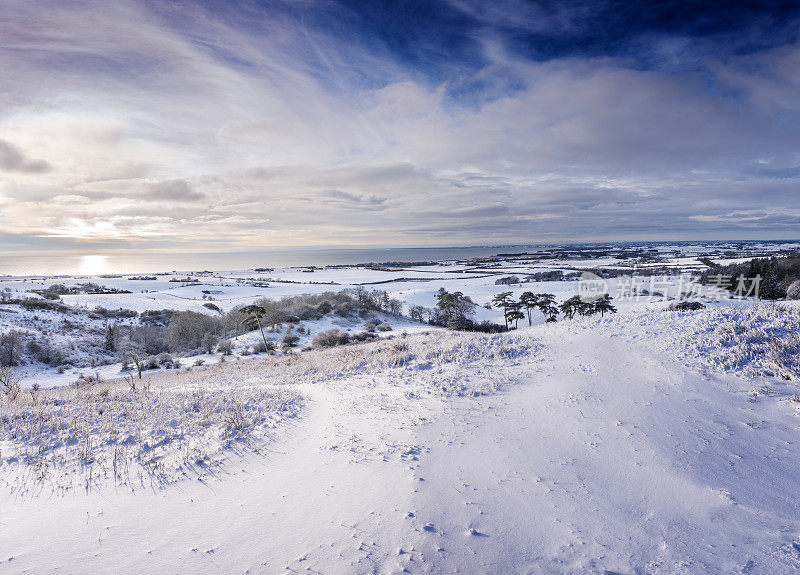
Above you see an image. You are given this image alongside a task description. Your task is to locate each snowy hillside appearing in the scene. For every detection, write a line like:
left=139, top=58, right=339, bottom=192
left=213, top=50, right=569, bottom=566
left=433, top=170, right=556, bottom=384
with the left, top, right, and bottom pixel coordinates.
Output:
left=3, top=302, right=800, bottom=573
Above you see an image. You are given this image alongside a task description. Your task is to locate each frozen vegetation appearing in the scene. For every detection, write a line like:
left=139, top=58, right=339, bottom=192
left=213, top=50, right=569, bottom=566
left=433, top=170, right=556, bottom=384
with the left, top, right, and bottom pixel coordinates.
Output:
left=0, top=331, right=532, bottom=494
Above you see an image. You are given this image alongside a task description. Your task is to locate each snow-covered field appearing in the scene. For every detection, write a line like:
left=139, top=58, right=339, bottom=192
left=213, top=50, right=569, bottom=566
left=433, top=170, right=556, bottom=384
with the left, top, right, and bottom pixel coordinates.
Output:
left=3, top=242, right=800, bottom=573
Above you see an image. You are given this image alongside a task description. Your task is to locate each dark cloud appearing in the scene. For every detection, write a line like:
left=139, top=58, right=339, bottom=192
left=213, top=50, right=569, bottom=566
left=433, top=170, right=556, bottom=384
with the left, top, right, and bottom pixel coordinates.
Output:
left=744, top=164, right=800, bottom=179
left=324, top=190, right=386, bottom=206
left=0, top=139, right=51, bottom=173
left=144, top=179, right=205, bottom=202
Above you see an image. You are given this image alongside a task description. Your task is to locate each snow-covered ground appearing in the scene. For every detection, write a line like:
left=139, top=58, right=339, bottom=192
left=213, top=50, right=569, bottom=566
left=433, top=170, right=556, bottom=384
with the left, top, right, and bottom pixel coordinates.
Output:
left=3, top=302, right=800, bottom=572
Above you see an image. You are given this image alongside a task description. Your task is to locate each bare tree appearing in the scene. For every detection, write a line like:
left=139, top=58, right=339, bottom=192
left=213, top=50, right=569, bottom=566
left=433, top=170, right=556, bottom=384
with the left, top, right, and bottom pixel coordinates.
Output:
left=0, top=330, right=24, bottom=367
left=0, top=365, right=21, bottom=401
left=388, top=298, right=404, bottom=317
left=409, top=305, right=428, bottom=323
left=202, top=332, right=219, bottom=354
left=124, top=346, right=147, bottom=379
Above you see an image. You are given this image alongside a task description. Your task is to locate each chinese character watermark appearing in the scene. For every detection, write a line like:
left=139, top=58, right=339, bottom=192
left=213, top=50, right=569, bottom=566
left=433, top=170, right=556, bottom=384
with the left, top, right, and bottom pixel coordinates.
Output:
left=576, top=274, right=763, bottom=302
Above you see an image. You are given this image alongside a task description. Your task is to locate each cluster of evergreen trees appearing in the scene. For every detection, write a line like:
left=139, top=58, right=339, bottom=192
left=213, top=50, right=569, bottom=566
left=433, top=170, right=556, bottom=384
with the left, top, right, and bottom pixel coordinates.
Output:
left=493, top=291, right=616, bottom=329
left=700, top=255, right=800, bottom=300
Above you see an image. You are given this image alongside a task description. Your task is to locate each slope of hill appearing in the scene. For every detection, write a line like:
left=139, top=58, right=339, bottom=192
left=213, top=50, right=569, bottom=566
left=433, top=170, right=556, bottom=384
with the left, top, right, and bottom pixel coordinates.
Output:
left=2, top=305, right=800, bottom=573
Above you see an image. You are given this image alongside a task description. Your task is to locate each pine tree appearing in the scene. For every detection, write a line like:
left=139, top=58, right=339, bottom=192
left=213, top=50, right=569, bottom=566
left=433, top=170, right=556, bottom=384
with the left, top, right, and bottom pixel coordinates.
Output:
left=506, top=301, right=525, bottom=329
left=492, top=291, right=514, bottom=329
left=519, top=292, right=540, bottom=326
left=241, top=304, right=271, bottom=351
left=104, top=324, right=116, bottom=352
left=536, top=293, right=558, bottom=322
left=593, top=294, right=617, bottom=317
left=559, top=296, right=583, bottom=319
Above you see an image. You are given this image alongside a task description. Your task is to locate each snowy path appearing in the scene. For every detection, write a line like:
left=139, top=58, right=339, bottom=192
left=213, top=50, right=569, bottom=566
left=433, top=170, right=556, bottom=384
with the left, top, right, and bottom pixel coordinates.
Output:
left=4, top=325, right=800, bottom=573
left=407, top=328, right=800, bottom=573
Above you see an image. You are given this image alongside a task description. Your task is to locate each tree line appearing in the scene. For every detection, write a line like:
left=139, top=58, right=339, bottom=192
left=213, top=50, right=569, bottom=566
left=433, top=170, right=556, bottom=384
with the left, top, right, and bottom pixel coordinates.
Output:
left=493, top=291, right=616, bottom=328
left=406, top=288, right=617, bottom=332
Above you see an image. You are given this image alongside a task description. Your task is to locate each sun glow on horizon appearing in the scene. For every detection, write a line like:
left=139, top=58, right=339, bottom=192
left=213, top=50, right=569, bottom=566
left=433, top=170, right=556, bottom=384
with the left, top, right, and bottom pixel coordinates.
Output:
left=78, top=254, right=110, bottom=276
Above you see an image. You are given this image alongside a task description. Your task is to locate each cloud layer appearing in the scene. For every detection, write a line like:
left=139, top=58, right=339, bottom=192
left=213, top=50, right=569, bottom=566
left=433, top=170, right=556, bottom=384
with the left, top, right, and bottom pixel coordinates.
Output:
left=1, top=0, right=799, bottom=254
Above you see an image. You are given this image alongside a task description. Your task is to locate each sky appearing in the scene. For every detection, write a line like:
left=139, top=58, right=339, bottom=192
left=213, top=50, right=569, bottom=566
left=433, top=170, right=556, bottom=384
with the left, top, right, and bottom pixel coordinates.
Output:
left=1, top=0, right=800, bottom=256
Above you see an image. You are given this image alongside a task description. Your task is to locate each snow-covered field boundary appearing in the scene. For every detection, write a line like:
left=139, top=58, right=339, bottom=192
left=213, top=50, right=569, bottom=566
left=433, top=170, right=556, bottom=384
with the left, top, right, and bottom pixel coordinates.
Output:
left=0, top=330, right=538, bottom=494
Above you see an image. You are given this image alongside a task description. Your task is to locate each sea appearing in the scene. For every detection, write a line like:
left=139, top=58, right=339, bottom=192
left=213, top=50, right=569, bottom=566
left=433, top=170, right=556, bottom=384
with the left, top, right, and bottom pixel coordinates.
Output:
left=0, top=245, right=552, bottom=277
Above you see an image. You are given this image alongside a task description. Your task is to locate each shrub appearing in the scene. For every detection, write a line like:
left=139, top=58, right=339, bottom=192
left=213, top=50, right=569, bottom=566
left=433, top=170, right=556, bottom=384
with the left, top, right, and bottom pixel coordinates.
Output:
left=140, top=309, right=176, bottom=326
left=290, top=304, right=320, bottom=321
left=350, top=331, right=379, bottom=342
left=312, top=329, right=351, bottom=348
left=253, top=340, right=276, bottom=354
left=282, top=333, right=300, bottom=348
left=466, top=320, right=509, bottom=333
left=91, top=307, right=138, bottom=319
left=364, top=320, right=377, bottom=332
left=0, top=365, right=21, bottom=401
left=19, top=298, right=70, bottom=312
left=25, top=339, right=67, bottom=366
left=495, top=275, right=520, bottom=285
left=334, top=301, right=353, bottom=316
left=168, top=311, right=224, bottom=352
left=125, top=325, right=170, bottom=356
left=670, top=301, right=706, bottom=312
left=376, top=322, right=392, bottom=332
left=217, top=339, right=233, bottom=355
left=787, top=280, right=800, bottom=300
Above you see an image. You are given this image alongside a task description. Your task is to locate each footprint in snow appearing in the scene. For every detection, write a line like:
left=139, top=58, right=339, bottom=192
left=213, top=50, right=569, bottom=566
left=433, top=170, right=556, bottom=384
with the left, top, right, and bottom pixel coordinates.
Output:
left=422, top=523, right=436, bottom=533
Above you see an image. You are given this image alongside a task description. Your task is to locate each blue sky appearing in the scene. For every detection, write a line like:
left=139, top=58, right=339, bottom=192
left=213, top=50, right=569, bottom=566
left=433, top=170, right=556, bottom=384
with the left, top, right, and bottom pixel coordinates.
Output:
left=1, top=0, right=799, bottom=255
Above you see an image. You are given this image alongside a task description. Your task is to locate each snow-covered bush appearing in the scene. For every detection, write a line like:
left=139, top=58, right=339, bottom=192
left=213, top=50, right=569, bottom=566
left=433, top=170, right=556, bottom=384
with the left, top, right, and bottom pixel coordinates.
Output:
left=669, top=301, right=705, bottom=311
left=334, top=301, right=353, bottom=316
left=787, top=280, right=800, bottom=300
left=312, top=329, right=351, bottom=348
left=350, top=331, right=379, bottom=342
left=281, top=333, right=300, bottom=348
left=217, top=339, right=233, bottom=355
left=0, top=366, right=21, bottom=401
left=376, top=322, right=392, bottom=332
left=252, top=340, right=276, bottom=354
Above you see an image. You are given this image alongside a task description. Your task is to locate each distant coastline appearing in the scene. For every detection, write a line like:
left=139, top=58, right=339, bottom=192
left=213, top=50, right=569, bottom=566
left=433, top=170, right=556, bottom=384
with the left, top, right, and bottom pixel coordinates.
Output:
left=2, top=240, right=798, bottom=277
